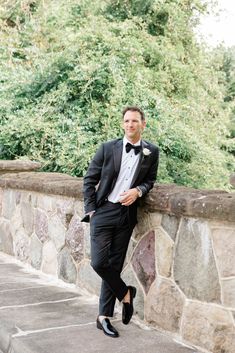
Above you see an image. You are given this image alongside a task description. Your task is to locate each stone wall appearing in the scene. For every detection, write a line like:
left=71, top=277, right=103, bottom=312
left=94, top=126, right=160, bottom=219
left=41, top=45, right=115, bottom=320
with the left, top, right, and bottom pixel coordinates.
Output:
left=0, top=170, right=234, bottom=353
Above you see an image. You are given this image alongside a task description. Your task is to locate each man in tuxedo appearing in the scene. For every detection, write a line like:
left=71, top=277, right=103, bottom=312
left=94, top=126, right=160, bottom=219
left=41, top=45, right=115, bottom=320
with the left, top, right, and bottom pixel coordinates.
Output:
left=82, top=106, right=159, bottom=337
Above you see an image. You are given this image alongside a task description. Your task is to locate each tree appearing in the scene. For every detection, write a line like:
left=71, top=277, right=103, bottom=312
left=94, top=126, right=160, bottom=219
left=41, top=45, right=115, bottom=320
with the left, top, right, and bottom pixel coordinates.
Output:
left=0, top=0, right=234, bottom=189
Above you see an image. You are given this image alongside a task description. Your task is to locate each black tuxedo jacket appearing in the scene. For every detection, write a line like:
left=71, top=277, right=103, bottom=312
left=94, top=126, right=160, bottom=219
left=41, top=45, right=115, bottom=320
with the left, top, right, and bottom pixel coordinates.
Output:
left=82, top=138, right=159, bottom=223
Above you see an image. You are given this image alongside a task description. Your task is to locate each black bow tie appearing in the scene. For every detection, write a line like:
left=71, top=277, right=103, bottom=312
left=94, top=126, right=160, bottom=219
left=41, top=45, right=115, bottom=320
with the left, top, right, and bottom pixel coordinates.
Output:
left=125, top=142, right=142, bottom=155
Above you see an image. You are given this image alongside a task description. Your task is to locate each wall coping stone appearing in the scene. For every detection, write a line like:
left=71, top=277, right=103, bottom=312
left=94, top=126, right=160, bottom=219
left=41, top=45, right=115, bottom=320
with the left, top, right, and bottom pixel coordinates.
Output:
left=0, top=172, right=234, bottom=222
left=147, top=184, right=235, bottom=223
left=0, top=172, right=83, bottom=198
left=0, top=160, right=41, bottom=174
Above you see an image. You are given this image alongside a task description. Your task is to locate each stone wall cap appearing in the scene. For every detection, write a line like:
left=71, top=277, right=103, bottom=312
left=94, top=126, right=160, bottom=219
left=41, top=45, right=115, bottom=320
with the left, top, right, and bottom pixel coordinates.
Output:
left=145, top=184, right=235, bottom=223
left=0, top=160, right=41, bottom=173
left=0, top=173, right=234, bottom=222
left=0, top=172, right=83, bottom=198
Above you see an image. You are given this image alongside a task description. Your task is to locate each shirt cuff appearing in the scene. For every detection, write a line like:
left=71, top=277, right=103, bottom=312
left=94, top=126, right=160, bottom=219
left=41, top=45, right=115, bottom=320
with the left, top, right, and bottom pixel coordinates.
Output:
left=136, top=186, right=143, bottom=197
left=86, top=210, right=96, bottom=217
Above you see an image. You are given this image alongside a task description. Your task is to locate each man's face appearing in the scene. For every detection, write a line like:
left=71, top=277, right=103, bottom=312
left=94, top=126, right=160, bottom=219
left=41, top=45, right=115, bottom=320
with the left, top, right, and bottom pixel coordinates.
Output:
left=122, top=110, right=146, bottom=142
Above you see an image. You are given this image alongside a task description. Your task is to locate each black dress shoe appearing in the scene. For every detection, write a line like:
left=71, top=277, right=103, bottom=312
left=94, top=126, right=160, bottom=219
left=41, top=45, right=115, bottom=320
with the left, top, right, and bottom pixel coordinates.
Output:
left=122, top=286, right=137, bottom=325
left=96, top=317, right=119, bottom=338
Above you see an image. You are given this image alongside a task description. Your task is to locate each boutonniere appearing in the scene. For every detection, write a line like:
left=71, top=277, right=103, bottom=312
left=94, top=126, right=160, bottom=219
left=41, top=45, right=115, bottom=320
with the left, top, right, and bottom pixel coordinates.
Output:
left=143, top=148, right=151, bottom=156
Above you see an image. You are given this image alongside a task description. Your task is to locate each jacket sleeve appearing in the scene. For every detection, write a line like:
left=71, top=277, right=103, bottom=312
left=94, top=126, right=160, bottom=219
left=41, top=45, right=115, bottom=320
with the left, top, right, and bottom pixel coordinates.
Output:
left=137, top=147, right=160, bottom=197
left=83, top=143, right=104, bottom=214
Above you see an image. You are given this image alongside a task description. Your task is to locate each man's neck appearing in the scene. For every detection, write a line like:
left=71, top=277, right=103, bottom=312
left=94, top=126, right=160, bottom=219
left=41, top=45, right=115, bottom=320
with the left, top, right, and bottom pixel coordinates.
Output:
left=124, top=136, right=141, bottom=145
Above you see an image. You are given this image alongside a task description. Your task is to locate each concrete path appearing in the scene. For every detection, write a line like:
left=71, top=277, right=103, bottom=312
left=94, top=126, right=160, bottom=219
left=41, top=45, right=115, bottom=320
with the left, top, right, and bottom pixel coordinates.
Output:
left=0, top=253, right=202, bottom=353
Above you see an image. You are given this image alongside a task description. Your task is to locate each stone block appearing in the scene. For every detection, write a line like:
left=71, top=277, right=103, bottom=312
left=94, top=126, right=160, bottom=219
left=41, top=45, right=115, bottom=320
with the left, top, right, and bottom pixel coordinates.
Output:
left=0, top=172, right=83, bottom=198
left=83, top=222, right=91, bottom=258
left=211, top=228, right=235, bottom=277
left=56, top=197, right=74, bottom=214
left=0, top=219, right=13, bottom=255
left=65, top=214, right=84, bottom=263
left=209, top=220, right=235, bottom=229
left=124, top=237, right=137, bottom=268
left=233, top=311, right=235, bottom=324
left=144, top=184, right=235, bottom=223
left=35, top=209, right=49, bottom=243
left=48, top=214, right=66, bottom=251
left=0, top=283, right=78, bottom=308
left=133, top=208, right=151, bottom=240
left=19, top=191, right=31, bottom=204
left=132, top=231, right=155, bottom=294
left=174, top=218, right=221, bottom=303
left=0, top=298, right=99, bottom=351
left=0, top=159, right=41, bottom=173
left=155, top=227, right=174, bottom=277
left=161, top=213, right=180, bottom=241
left=8, top=320, right=200, bottom=353
left=15, top=190, right=21, bottom=205
left=21, top=201, right=34, bottom=235
left=145, top=278, right=185, bottom=333
left=182, top=301, right=235, bottom=353
left=37, top=194, right=56, bottom=213
left=122, top=264, right=145, bottom=319
left=30, top=233, right=42, bottom=270
left=58, top=247, right=77, bottom=284
left=9, top=206, right=23, bottom=236
left=0, top=262, right=40, bottom=282
left=77, top=259, right=101, bottom=295
left=41, top=241, right=58, bottom=276
left=0, top=188, right=3, bottom=215
left=2, top=189, right=16, bottom=219
left=189, top=193, right=235, bottom=223
left=56, top=197, right=74, bottom=228
left=14, top=228, right=30, bottom=262
left=222, top=278, right=235, bottom=308
left=149, top=212, right=162, bottom=228
left=19, top=191, right=37, bottom=208
left=65, top=213, right=74, bottom=228
left=145, top=185, right=171, bottom=210
left=31, top=193, right=38, bottom=207
left=74, top=200, right=85, bottom=218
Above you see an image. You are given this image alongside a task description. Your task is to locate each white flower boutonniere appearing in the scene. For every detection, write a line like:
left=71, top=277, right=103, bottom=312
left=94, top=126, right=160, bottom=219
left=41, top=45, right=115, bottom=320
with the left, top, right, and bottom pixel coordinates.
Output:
left=143, top=148, right=151, bottom=156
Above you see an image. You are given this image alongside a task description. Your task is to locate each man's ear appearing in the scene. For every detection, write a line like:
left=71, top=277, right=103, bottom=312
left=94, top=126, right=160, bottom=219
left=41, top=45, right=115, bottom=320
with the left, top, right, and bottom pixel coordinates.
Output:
left=142, top=120, right=147, bottom=131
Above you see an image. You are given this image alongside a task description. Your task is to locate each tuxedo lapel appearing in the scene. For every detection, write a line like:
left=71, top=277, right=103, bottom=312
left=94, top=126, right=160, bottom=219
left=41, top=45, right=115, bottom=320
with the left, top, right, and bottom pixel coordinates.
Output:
left=113, top=139, right=123, bottom=174
left=131, top=140, right=149, bottom=187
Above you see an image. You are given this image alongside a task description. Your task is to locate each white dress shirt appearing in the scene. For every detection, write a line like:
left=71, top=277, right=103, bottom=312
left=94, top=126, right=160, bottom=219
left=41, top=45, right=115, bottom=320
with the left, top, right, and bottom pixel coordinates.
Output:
left=108, top=136, right=141, bottom=203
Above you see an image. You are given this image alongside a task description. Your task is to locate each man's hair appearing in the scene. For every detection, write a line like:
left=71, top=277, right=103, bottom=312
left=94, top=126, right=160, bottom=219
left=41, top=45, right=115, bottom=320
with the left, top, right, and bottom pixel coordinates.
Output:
left=122, top=106, right=145, bottom=121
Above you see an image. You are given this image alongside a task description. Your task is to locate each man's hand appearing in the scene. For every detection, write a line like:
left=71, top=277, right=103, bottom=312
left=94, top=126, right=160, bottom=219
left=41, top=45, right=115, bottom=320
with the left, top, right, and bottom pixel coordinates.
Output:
left=119, top=188, right=139, bottom=206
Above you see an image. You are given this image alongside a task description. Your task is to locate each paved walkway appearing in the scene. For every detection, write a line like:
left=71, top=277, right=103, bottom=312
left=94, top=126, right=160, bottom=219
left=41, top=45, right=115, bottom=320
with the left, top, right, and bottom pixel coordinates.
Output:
left=0, top=253, right=202, bottom=353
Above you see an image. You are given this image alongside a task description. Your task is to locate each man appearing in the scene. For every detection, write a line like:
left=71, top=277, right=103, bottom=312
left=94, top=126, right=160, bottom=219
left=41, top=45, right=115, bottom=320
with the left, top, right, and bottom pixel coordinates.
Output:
left=82, top=106, right=159, bottom=337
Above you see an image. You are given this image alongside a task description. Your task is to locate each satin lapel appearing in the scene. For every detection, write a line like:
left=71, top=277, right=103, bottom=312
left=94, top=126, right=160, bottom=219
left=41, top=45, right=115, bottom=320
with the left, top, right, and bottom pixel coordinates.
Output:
left=113, top=139, right=123, bottom=173
left=130, top=140, right=148, bottom=187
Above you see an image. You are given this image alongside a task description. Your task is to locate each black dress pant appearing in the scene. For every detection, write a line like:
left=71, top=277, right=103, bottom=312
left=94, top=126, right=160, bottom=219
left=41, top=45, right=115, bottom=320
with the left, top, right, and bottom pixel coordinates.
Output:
left=90, top=201, right=135, bottom=317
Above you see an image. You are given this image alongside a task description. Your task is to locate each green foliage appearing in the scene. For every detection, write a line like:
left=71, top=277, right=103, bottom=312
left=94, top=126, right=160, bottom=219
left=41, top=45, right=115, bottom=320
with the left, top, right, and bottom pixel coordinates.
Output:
left=0, top=0, right=234, bottom=189
left=212, top=45, right=235, bottom=155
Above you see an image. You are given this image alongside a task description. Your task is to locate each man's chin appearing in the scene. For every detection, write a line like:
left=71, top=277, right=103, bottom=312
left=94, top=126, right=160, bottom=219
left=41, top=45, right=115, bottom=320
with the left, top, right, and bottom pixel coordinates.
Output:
left=126, top=133, right=137, bottom=139
left=126, top=135, right=141, bottom=142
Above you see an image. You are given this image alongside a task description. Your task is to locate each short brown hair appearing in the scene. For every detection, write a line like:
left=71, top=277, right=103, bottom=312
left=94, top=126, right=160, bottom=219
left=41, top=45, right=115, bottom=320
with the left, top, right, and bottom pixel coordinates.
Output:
left=122, top=106, right=145, bottom=121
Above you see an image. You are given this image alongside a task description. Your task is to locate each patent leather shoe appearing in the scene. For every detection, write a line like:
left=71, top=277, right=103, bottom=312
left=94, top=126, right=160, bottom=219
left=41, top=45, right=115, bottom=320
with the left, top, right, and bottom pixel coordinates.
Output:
left=96, top=317, right=119, bottom=338
left=122, top=286, right=137, bottom=325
